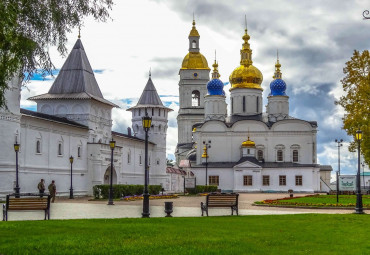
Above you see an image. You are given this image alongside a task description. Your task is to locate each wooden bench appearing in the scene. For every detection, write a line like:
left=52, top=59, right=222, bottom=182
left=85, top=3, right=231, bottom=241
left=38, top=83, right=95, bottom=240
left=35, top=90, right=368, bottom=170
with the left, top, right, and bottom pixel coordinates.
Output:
left=201, top=193, right=239, bottom=216
left=2, top=193, right=51, bottom=221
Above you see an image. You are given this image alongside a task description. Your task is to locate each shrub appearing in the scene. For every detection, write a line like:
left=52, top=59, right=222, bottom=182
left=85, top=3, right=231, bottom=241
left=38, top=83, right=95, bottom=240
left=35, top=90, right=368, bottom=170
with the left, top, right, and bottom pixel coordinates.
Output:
left=93, top=184, right=162, bottom=199
left=187, top=185, right=218, bottom=194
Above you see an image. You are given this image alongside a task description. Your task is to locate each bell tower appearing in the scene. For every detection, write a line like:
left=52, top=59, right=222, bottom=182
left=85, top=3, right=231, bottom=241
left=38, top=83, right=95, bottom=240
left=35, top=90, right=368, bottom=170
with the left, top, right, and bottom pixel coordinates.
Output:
left=176, top=19, right=210, bottom=162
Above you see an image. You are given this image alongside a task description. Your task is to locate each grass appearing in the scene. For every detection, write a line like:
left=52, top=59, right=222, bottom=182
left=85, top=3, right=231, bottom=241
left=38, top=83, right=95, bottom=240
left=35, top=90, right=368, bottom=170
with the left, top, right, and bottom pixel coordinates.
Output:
left=256, top=195, right=370, bottom=208
left=0, top=214, right=370, bottom=254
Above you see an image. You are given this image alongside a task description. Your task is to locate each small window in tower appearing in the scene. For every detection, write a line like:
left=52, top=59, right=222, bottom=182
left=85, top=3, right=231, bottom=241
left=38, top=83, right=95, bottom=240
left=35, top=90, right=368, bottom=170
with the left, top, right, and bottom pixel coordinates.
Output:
left=152, top=108, right=154, bottom=116
left=243, top=96, right=246, bottom=112
left=139, top=109, right=141, bottom=116
left=192, top=40, right=196, bottom=48
left=192, top=90, right=200, bottom=106
left=139, top=155, right=142, bottom=165
left=257, top=97, right=259, bottom=112
left=159, top=109, right=161, bottom=116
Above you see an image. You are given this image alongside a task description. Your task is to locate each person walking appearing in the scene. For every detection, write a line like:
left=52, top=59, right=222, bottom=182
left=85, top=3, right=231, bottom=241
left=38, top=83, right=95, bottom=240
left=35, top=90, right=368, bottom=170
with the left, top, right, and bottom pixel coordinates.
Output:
left=48, top=180, right=56, bottom=203
left=37, top=179, right=45, bottom=197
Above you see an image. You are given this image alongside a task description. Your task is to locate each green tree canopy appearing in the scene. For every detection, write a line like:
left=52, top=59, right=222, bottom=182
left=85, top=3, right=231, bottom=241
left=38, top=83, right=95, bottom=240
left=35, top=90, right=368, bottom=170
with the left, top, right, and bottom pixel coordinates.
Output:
left=0, top=0, right=113, bottom=108
left=337, top=50, right=370, bottom=165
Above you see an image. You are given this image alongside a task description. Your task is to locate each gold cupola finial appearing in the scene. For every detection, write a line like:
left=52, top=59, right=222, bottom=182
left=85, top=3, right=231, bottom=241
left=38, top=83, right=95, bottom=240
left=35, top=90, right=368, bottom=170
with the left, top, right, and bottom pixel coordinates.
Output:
left=273, top=50, right=282, bottom=79
left=78, top=25, right=81, bottom=39
left=242, top=129, right=255, bottom=147
left=189, top=15, right=200, bottom=37
left=240, top=15, right=252, bottom=67
left=212, top=50, right=220, bottom=79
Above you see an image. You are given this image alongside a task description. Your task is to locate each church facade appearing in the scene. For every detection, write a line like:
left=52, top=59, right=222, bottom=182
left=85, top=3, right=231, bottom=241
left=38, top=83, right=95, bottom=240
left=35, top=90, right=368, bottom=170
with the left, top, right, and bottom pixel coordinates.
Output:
left=176, top=21, right=332, bottom=192
left=0, top=39, right=173, bottom=197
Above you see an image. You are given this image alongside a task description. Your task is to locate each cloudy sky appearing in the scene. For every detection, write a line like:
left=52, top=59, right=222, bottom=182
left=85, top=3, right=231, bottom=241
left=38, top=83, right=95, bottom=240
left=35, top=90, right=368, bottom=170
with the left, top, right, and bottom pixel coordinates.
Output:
left=22, top=0, right=370, bottom=180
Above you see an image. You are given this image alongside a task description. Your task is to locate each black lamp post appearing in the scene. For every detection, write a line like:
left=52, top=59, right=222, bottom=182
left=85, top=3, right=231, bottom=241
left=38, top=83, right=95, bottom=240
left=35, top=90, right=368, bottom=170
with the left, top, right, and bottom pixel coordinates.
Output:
left=335, top=139, right=343, bottom=203
left=14, top=140, right=20, bottom=197
left=108, top=138, right=116, bottom=205
left=142, top=111, right=152, bottom=218
left=355, top=130, right=364, bottom=214
left=69, top=156, right=74, bottom=199
left=201, top=141, right=211, bottom=186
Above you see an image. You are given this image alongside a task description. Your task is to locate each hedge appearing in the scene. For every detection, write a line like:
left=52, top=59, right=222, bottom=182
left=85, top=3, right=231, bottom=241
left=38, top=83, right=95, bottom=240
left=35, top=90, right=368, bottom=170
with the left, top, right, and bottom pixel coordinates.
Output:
left=93, top=184, right=162, bottom=199
left=186, top=185, right=218, bottom=194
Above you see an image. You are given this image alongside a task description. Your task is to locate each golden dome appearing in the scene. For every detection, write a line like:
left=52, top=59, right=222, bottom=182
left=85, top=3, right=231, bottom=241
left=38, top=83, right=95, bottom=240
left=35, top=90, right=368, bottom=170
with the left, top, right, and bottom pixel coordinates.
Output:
left=229, top=28, right=263, bottom=91
left=242, top=137, right=256, bottom=147
left=181, top=52, right=210, bottom=70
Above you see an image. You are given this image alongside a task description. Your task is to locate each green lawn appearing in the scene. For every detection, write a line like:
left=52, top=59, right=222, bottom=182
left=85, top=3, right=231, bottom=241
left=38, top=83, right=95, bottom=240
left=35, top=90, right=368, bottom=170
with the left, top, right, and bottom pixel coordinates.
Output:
left=0, top=214, right=369, bottom=254
left=257, top=195, right=370, bottom=208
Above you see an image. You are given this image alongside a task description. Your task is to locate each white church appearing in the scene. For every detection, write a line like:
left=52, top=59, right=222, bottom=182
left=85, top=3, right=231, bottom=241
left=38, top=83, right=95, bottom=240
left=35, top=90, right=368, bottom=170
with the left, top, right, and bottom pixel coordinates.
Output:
left=0, top=20, right=332, bottom=197
left=176, top=20, right=332, bottom=192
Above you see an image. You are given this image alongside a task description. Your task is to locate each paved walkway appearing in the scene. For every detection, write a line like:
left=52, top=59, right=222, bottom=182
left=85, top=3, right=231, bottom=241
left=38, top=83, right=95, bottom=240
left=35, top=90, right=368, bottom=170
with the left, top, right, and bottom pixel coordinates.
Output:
left=2, top=193, right=360, bottom=221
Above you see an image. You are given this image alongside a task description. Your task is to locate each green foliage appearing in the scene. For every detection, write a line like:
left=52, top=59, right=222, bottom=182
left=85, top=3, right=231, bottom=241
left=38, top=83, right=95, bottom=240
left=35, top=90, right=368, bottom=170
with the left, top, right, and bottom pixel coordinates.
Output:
left=93, top=184, right=162, bottom=199
left=0, top=0, right=113, bottom=108
left=0, top=215, right=370, bottom=254
left=337, top=50, right=370, bottom=164
left=186, top=185, right=218, bottom=194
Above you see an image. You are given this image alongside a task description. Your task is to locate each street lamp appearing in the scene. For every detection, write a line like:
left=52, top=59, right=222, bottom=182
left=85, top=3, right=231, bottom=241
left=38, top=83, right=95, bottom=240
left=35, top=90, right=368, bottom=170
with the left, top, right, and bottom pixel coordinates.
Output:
left=14, top=139, right=20, bottom=197
left=108, top=138, right=116, bottom=205
left=335, top=139, right=343, bottom=203
left=355, top=130, right=364, bottom=214
left=142, top=111, right=152, bottom=218
left=201, top=141, right=211, bottom=186
left=69, top=156, right=74, bottom=199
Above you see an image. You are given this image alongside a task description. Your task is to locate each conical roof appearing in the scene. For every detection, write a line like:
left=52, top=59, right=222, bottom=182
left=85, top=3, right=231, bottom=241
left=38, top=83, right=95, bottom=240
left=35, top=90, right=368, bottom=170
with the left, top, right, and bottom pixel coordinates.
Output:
left=127, top=75, right=173, bottom=112
left=29, top=39, right=117, bottom=107
left=137, top=77, right=163, bottom=106
left=48, top=39, right=103, bottom=97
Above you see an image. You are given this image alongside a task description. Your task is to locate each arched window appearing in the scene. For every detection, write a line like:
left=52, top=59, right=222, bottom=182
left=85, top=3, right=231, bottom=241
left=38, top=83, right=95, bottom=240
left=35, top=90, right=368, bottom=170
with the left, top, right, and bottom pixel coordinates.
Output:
left=277, top=150, right=283, bottom=162
left=293, top=150, right=299, bottom=162
left=243, top=96, right=246, bottom=112
left=257, top=150, right=263, bottom=161
left=192, top=40, right=196, bottom=48
left=36, top=140, right=41, bottom=154
left=138, top=109, right=141, bottom=116
left=192, top=90, right=200, bottom=106
left=158, top=125, right=162, bottom=132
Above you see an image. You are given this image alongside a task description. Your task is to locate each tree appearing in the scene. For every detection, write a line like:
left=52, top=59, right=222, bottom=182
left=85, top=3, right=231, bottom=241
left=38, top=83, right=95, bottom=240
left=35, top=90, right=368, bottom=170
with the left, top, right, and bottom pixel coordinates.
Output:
left=0, top=0, right=113, bottom=108
left=337, top=50, right=370, bottom=165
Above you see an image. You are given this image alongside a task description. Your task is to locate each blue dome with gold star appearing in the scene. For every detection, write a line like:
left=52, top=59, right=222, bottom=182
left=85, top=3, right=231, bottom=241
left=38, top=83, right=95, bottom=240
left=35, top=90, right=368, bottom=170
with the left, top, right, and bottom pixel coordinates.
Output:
left=207, top=60, right=224, bottom=95
left=207, top=78, right=224, bottom=95
left=270, top=79, right=286, bottom=96
left=269, top=56, right=287, bottom=96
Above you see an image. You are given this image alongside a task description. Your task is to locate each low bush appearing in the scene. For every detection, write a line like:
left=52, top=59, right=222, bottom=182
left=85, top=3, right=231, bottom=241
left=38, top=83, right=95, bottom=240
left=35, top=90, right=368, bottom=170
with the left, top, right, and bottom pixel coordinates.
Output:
left=186, top=185, right=218, bottom=194
left=93, top=184, right=162, bottom=199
